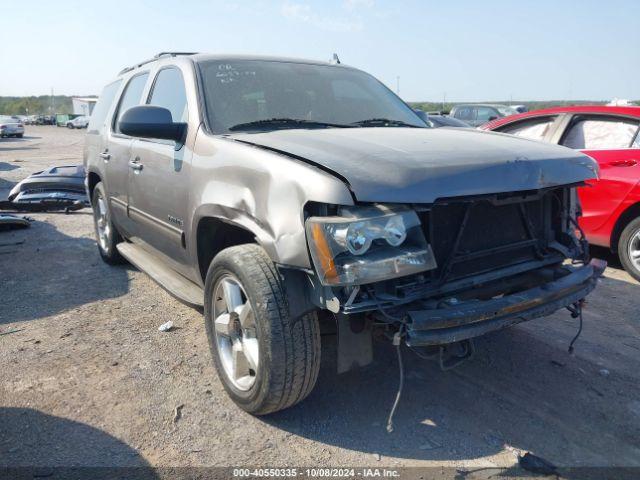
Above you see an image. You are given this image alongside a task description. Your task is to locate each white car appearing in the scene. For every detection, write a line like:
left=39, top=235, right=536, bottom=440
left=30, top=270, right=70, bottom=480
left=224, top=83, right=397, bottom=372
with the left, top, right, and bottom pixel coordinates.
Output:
left=66, top=116, right=89, bottom=129
left=0, top=116, right=25, bottom=138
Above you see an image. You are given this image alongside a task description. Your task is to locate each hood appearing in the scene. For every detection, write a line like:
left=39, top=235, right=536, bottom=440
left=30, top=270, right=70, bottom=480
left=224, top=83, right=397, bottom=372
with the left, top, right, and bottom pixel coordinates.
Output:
left=230, top=127, right=598, bottom=203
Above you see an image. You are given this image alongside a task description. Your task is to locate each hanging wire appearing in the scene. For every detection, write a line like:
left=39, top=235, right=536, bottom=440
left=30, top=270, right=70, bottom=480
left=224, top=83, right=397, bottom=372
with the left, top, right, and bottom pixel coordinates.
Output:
left=568, top=301, right=584, bottom=354
left=386, top=324, right=405, bottom=433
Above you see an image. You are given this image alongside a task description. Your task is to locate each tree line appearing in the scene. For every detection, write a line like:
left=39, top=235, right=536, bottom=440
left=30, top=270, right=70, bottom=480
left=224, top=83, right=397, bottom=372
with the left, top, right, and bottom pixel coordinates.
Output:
left=0, top=96, right=74, bottom=115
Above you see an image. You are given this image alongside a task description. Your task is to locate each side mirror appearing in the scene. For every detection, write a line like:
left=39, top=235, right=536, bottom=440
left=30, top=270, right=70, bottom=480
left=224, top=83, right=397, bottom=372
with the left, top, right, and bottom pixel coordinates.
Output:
left=488, top=115, right=498, bottom=122
left=119, top=105, right=186, bottom=143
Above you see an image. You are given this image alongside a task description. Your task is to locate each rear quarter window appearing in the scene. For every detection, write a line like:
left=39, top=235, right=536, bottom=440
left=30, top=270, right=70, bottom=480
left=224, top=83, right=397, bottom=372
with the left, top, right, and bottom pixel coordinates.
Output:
left=87, top=80, right=122, bottom=134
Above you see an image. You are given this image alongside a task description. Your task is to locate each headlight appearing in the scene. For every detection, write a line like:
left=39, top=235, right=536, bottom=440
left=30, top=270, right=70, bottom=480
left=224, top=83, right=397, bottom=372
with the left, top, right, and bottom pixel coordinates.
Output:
left=306, top=205, right=437, bottom=286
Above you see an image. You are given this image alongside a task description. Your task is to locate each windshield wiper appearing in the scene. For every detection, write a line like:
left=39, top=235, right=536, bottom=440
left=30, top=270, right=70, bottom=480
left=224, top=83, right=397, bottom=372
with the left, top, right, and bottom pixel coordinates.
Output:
left=228, top=118, right=351, bottom=131
left=350, top=118, right=422, bottom=128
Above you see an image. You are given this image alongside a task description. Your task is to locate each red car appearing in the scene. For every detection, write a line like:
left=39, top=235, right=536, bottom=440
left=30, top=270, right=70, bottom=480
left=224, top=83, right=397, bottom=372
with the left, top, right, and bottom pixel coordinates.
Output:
left=482, top=106, right=640, bottom=280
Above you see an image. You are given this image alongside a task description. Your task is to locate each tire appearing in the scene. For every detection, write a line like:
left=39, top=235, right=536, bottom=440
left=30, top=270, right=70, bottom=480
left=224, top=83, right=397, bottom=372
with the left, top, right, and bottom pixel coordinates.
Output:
left=67, top=124, right=74, bottom=129
left=16, top=134, right=23, bottom=138
left=91, top=182, right=125, bottom=264
left=618, top=217, right=640, bottom=282
left=204, top=244, right=321, bottom=415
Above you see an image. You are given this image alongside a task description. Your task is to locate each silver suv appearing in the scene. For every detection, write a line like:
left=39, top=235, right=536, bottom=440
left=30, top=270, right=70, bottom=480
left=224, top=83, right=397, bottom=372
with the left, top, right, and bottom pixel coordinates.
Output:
left=84, top=52, right=603, bottom=415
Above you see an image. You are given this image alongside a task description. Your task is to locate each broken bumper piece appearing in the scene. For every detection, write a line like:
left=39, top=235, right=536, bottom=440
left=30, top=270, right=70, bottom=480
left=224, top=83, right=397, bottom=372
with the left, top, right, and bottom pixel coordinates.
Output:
left=405, top=258, right=606, bottom=346
left=3, top=165, right=89, bottom=212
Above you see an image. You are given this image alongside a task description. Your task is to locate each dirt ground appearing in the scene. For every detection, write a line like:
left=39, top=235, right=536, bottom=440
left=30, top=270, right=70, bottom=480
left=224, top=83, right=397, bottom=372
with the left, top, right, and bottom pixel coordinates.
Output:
left=1, top=127, right=639, bottom=473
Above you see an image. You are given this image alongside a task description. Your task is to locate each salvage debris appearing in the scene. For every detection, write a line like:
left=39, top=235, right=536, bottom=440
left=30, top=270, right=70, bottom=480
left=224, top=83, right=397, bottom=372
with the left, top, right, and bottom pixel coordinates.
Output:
left=173, top=404, right=184, bottom=423
left=2, top=165, right=89, bottom=212
left=158, top=321, right=174, bottom=332
left=0, top=213, right=33, bottom=230
left=518, top=452, right=558, bottom=476
left=0, top=328, right=25, bottom=336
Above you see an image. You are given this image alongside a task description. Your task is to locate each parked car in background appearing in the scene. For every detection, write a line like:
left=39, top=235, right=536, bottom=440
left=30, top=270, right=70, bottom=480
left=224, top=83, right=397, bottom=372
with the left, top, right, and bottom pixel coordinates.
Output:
left=450, top=104, right=517, bottom=127
left=85, top=52, right=602, bottom=415
left=67, top=116, right=89, bottom=129
left=35, top=115, right=56, bottom=125
left=413, top=110, right=470, bottom=128
left=0, top=115, right=25, bottom=138
left=483, top=106, right=640, bottom=280
left=426, top=114, right=471, bottom=128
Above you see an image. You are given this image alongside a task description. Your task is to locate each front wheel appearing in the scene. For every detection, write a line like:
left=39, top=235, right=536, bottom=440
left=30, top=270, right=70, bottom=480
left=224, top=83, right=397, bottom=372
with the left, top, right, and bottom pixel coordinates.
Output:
left=618, top=217, right=640, bottom=282
left=91, top=182, right=125, bottom=264
left=204, top=244, right=321, bottom=415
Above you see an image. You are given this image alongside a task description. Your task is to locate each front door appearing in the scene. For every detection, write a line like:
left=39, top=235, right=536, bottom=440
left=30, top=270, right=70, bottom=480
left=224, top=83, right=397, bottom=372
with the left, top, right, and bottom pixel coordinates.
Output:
left=127, top=66, right=192, bottom=273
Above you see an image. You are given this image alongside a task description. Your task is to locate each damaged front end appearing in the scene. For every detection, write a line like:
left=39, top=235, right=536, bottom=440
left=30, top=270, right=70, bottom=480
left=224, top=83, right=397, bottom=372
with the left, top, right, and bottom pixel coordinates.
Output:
left=304, top=184, right=605, bottom=367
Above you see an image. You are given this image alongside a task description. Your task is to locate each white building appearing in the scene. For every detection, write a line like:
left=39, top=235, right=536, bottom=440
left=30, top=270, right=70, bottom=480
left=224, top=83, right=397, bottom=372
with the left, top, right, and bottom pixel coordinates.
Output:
left=72, top=97, right=98, bottom=116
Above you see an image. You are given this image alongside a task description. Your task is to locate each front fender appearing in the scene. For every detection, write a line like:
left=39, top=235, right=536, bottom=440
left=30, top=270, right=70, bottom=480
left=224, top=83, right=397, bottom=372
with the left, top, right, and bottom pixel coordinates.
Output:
left=188, top=130, right=354, bottom=268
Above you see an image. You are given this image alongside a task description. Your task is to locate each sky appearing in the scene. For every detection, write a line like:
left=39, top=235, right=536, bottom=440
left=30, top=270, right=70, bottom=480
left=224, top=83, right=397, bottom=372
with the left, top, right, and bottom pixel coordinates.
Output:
left=1, top=0, right=639, bottom=102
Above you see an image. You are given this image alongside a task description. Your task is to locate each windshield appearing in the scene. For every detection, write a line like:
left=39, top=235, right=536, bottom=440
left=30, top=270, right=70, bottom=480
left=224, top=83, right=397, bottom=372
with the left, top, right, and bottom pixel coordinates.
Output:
left=198, top=60, right=425, bottom=133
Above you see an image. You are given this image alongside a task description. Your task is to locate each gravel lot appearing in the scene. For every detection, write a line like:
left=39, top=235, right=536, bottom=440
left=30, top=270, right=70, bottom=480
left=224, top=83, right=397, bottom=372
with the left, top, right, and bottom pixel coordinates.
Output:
left=1, top=127, right=639, bottom=473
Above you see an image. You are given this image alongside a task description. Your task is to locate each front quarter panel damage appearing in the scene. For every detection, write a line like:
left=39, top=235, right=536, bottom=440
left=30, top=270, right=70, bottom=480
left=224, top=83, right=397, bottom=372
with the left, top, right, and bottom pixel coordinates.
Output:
left=189, top=128, right=354, bottom=269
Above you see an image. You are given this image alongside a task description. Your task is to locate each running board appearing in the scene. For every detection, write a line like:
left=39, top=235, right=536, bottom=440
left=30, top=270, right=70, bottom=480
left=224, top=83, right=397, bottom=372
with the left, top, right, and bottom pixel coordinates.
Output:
left=117, top=242, right=204, bottom=308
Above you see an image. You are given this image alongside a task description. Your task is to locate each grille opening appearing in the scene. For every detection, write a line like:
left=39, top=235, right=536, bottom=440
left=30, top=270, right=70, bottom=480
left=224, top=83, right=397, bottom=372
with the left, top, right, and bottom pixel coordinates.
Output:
left=420, top=188, right=566, bottom=283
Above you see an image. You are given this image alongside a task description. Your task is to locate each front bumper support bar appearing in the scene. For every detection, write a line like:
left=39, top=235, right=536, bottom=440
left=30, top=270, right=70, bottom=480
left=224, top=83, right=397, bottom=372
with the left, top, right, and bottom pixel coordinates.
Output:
left=406, top=259, right=606, bottom=346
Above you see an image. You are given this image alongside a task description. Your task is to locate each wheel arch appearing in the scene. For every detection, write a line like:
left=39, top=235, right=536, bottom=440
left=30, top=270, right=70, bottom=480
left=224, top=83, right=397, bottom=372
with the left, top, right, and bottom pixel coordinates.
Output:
left=195, top=216, right=261, bottom=284
left=611, top=201, right=640, bottom=253
left=86, top=170, right=102, bottom=200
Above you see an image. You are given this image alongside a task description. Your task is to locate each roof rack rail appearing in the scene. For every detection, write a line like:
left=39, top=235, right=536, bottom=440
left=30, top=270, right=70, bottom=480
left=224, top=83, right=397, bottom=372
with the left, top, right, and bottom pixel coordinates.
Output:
left=118, top=52, right=198, bottom=75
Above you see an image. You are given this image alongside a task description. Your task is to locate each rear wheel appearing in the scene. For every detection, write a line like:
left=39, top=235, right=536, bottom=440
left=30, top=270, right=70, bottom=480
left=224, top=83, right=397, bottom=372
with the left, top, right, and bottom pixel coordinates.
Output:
left=204, top=244, right=321, bottom=415
left=618, top=217, right=640, bottom=282
left=91, top=182, right=125, bottom=264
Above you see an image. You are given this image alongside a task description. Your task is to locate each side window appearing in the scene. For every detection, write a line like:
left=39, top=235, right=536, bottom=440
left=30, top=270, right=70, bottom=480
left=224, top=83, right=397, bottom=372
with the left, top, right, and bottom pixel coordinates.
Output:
left=498, top=116, right=557, bottom=142
left=87, top=80, right=122, bottom=133
left=476, top=107, right=496, bottom=122
left=561, top=116, right=640, bottom=150
left=113, top=73, right=149, bottom=134
left=147, top=67, right=188, bottom=123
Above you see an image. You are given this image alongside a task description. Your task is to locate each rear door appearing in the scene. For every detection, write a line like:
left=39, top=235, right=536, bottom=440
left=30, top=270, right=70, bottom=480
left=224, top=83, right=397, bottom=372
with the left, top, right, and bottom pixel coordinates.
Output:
left=558, top=114, right=640, bottom=234
left=85, top=79, right=122, bottom=196
left=105, top=72, right=150, bottom=235
left=127, top=66, right=192, bottom=272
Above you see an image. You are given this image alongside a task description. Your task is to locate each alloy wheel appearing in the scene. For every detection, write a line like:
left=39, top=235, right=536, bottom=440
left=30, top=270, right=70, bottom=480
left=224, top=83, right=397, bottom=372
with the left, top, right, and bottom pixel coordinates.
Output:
left=629, top=228, right=640, bottom=272
left=94, top=192, right=110, bottom=251
left=212, top=274, right=259, bottom=391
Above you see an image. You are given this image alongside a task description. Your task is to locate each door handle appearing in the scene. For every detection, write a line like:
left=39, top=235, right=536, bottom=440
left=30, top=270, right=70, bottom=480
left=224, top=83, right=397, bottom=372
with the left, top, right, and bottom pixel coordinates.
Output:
left=99, top=151, right=111, bottom=162
left=128, top=158, right=143, bottom=172
left=608, top=159, right=637, bottom=167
